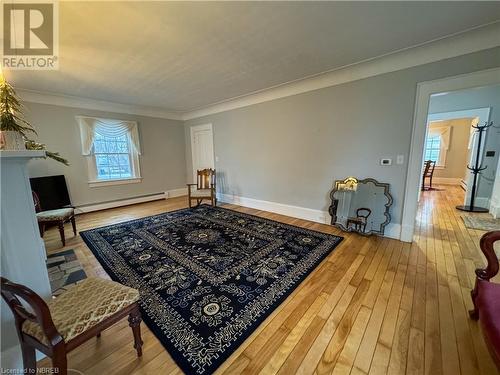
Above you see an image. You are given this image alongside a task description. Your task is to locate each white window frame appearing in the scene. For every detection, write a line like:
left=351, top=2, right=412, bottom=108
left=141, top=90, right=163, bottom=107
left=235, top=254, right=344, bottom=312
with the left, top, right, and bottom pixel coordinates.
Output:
left=425, top=124, right=451, bottom=169
left=87, top=132, right=142, bottom=187
left=77, top=116, right=142, bottom=187
left=424, top=134, right=446, bottom=168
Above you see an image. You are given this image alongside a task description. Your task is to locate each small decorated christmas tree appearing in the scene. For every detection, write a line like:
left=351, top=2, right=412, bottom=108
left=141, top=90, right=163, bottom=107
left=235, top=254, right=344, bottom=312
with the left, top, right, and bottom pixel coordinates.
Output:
left=0, top=73, right=68, bottom=165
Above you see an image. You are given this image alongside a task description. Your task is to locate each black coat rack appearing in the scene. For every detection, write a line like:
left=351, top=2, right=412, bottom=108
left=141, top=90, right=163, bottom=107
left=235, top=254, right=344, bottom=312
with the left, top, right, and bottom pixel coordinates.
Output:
left=456, top=121, right=493, bottom=212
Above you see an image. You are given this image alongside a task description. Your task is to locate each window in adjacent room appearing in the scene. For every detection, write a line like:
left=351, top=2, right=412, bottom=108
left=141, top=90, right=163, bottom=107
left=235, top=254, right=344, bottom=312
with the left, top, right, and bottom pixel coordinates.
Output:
left=77, top=116, right=142, bottom=187
left=424, top=135, right=441, bottom=163
left=425, top=123, right=451, bottom=167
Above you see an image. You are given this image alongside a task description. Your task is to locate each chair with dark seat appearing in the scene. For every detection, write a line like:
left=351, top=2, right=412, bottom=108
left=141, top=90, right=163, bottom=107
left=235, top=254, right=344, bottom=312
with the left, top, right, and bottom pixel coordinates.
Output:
left=347, top=208, right=372, bottom=233
left=469, top=230, right=500, bottom=370
left=187, top=168, right=216, bottom=208
left=32, top=191, right=76, bottom=246
left=421, top=160, right=436, bottom=191
left=1, top=277, right=143, bottom=375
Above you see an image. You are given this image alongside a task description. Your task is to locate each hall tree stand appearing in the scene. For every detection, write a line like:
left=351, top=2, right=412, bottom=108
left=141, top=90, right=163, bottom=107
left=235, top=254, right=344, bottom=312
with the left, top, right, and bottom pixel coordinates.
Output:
left=0, top=151, right=52, bottom=369
left=457, top=121, right=493, bottom=212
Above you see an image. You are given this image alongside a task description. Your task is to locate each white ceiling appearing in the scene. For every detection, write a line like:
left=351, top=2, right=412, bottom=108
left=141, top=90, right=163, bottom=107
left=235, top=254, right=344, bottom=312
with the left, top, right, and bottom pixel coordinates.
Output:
left=5, top=1, right=500, bottom=112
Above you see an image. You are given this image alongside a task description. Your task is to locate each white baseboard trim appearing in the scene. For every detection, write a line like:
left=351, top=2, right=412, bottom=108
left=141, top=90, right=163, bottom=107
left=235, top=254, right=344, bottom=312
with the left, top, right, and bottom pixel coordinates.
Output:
left=1, top=344, right=22, bottom=370
left=76, top=188, right=187, bottom=213
left=218, top=193, right=402, bottom=240
left=0, top=344, right=45, bottom=370
left=490, top=202, right=500, bottom=219
left=384, top=223, right=402, bottom=240
left=399, top=224, right=414, bottom=243
left=166, top=187, right=188, bottom=198
left=218, top=193, right=329, bottom=224
left=474, top=197, right=491, bottom=210
left=433, top=177, right=462, bottom=185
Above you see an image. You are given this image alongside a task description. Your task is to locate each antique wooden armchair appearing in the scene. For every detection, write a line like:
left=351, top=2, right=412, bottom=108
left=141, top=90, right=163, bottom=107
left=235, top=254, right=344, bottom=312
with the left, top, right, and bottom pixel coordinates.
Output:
left=187, top=168, right=216, bottom=207
left=421, top=160, right=436, bottom=191
left=1, top=277, right=143, bottom=375
left=469, top=230, right=500, bottom=370
left=32, top=191, right=76, bottom=246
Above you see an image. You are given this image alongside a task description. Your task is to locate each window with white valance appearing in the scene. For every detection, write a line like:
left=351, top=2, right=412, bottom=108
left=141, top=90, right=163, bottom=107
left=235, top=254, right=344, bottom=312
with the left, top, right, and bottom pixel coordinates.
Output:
left=425, top=125, right=451, bottom=167
left=77, top=116, right=142, bottom=186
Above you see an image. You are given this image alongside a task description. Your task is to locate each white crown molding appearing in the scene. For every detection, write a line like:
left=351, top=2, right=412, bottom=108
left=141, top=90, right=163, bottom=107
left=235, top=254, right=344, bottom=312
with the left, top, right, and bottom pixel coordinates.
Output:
left=17, top=88, right=184, bottom=121
left=183, top=22, right=500, bottom=121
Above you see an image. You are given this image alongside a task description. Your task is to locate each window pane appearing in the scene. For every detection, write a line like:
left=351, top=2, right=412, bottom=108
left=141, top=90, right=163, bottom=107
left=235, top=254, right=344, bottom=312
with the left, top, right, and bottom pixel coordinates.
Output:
left=117, top=141, right=129, bottom=153
left=92, top=130, right=135, bottom=181
left=425, top=134, right=442, bottom=163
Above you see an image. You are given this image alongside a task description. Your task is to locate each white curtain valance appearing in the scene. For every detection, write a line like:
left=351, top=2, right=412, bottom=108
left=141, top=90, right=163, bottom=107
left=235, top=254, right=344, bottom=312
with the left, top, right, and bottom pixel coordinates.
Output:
left=76, top=116, right=141, bottom=155
left=428, top=125, right=451, bottom=150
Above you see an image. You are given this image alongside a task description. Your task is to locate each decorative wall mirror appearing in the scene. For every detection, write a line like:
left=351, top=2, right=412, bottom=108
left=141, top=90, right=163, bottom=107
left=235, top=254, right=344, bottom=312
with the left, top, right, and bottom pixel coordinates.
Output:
left=328, top=177, right=393, bottom=236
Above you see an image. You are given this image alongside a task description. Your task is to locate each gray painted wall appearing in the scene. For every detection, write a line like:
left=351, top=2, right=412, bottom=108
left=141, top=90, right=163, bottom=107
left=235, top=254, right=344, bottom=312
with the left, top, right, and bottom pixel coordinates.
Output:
left=24, top=103, right=186, bottom=207
left=428, top=84, right=500, bottom=201
left=185, top=47, right=500, bottom=226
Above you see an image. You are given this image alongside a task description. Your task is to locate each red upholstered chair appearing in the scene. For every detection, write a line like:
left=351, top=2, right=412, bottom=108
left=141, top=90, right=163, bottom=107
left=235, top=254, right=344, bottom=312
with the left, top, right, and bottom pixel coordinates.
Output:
left=470, top=230, right=500, bottom=370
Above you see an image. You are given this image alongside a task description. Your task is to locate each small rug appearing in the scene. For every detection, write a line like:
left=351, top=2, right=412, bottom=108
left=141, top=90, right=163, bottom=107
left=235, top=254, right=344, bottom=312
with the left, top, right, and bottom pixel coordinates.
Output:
left=80, top=205, right=343, bottom=374
left=46, top=249, right=87, bottom=296
left=462, top=215, right=500, bottom=231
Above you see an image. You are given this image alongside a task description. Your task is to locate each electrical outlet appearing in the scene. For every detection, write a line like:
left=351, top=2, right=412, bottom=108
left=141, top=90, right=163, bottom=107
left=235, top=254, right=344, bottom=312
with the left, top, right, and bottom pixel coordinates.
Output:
left=381, top=158, right=392, bottom=166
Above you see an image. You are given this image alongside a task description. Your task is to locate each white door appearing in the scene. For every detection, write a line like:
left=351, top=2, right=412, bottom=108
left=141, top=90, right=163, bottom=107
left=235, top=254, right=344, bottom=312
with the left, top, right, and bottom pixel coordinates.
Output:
left=190, top=124, right=215, bottom=182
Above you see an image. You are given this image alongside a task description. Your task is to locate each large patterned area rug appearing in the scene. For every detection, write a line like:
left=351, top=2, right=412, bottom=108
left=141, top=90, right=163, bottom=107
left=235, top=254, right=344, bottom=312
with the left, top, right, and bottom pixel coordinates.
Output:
left=80, top=205, right=343, bottom=374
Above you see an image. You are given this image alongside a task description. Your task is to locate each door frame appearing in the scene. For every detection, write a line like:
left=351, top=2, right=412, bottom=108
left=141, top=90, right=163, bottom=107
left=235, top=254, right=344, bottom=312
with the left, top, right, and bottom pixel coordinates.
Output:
left=400, top=67, right=500, bottom=242
left=427, top=107, right=491, bottom=204
left=190, top=123, right=215, bottom=183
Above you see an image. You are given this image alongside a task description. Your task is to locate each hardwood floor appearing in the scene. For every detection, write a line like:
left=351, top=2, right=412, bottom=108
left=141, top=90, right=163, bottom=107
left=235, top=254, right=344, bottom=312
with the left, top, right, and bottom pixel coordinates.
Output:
left=38, top=185, right=499, bottom=374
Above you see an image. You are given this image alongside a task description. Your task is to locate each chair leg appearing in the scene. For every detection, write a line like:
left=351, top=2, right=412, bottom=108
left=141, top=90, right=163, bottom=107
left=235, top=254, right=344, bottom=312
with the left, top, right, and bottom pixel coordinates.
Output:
left=128, top=306, right=143, bottom=357
left=21, top=343, right=36, bottom=373
left=71, top=216, right=77, bottom=236
left=38, top=222, right=45, bottom=237
left=58, top=222, right=66, bottom=246
left=52, top=344, right=67, bottom=375
left=96, top=332, right=101, bottom=338
left=469, top=284, right=480, bottom=320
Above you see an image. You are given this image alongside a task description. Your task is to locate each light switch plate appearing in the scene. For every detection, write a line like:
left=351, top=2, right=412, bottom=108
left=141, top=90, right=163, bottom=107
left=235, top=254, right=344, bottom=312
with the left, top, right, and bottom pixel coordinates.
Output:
left=380, top=158, right=392, bottom=166
left=396, top=155, right=404, bottom=165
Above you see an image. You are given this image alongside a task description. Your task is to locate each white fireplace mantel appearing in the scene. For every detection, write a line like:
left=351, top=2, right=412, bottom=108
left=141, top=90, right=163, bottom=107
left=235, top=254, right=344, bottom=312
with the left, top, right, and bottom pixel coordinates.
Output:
left=1, top=150, right=51, bottom=369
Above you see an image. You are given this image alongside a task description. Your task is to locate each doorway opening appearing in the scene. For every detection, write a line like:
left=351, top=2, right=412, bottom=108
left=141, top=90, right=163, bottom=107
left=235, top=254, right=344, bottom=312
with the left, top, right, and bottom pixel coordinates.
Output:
left=401, top=68, right=500, bottom=242
left=190, top=123, right=215, bottom=183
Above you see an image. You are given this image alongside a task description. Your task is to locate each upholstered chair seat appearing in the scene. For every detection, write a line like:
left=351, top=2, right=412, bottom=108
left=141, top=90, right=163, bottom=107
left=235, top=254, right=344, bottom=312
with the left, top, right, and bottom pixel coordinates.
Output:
left=189, top=188, right=213, bottom=198
left=22, top=278, right=140, bottom=345
left=187, top=168, right=217, bottom=207
left=32, top=191, right=77, bottom=246
left=36, top=208, right=74, bottom=222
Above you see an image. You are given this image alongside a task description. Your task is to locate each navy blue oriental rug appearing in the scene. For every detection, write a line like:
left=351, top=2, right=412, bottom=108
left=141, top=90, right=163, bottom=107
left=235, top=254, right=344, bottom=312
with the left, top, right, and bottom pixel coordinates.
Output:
left=80, top=205, right=343, bottom=374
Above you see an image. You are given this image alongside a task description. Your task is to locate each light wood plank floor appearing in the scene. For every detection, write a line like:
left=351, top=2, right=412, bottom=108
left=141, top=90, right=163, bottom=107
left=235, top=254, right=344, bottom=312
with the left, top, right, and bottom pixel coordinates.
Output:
left=38, top=185, right=499, bottom=374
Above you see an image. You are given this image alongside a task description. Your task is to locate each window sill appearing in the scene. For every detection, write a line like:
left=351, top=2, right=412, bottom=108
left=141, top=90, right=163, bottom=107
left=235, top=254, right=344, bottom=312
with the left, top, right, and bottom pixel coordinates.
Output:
left=88, top=177, right=142, bottom=188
